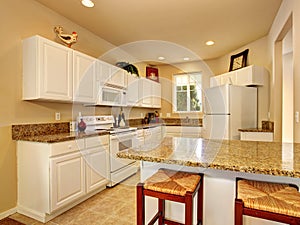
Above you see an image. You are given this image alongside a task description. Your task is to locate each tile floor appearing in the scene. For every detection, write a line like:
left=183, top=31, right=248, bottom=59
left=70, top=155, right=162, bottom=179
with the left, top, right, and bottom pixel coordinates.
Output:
left=9, top=173, right=140, bottom=225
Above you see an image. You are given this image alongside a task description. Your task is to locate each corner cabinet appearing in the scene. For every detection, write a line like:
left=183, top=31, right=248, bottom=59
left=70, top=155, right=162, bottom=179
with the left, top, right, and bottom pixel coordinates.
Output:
left=17, top=135, right=109, bottom=223
left=23, top=35, right=73, bottom=102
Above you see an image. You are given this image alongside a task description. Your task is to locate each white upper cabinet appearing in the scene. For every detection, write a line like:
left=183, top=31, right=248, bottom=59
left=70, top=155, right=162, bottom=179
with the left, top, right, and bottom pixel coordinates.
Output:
left=97, top=61, right=127, bottom=88
left=210, top=76, right=222, bottom=87
left=235, top=65, right=268, bottom=86
left=73, top=51, right=98, bottom=103
left=127, top=73, right=140, bottom=106
left=23, top=35, right=73, bottom=102
left=152, top=81, right=161, bottom=108
left=107, top=65, right=127, bottom=88
left=97, top=60, right=111, bottom=85
left=210, top=65, right=268, bottom=87
left=139, top=78, right=152, bottom=107
left=138, top=78, right=161, bottom=108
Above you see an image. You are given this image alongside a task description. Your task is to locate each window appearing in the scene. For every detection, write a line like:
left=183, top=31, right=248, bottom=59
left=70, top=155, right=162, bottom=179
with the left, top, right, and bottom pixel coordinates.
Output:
left=173, top=73, right=202, bottom=112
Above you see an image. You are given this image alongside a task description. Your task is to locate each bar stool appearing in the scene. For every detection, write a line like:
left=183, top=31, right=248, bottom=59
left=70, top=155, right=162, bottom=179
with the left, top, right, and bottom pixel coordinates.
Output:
left=235, top=178, right=300, bottom=225
left=137, top=168, right=204, bottom=225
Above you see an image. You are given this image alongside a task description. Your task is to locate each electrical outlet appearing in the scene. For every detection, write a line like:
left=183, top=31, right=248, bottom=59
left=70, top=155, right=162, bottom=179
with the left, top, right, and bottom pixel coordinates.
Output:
left=55, top=112, right=61, bottom=121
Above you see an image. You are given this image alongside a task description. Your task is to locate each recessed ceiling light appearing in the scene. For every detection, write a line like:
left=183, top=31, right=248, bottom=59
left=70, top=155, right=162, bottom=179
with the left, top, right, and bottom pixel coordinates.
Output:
left=206, top=40, right=215, bottom=46
left=81, top=0, right=94, bottom=8
left=158, top=56, right=165, bottom=60
left=183, top=57, right=190, bottom=61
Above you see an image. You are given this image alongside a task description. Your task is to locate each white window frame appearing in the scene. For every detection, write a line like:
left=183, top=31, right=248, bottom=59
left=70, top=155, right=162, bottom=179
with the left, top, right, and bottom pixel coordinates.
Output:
left=172, top=72, right=202, bottom=113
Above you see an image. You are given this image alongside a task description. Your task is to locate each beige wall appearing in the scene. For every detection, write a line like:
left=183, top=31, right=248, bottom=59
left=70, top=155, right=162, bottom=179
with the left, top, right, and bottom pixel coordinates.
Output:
left=0, top=0, right=127, bottom=215
left=268, top=0, right=300, bottom=142
left=210, top=36, right=271, bottom=75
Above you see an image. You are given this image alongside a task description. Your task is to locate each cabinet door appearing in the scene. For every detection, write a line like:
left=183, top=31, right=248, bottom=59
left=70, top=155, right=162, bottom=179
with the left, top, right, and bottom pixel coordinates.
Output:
left=50, top=152, right=85, bottom=211
left=107, top=65, right=126, bottom=88
left=236, top=65, right=265, bottom=86
left=39, top=37, right=73, bottom=101
left=139, top=78, right=152, bottom=107
left=73, top=52, right=98, bottom=103
left=210, top=76, right=221, bottom=87
left=98, top=60, right=111, bottom=84
left=127, top=73, right=139, bottom=106
left=220, top=71, right=237, bottom=85
left=84, top=147, right=108, bottom=193
left=152, top=82, right=161, bottom=108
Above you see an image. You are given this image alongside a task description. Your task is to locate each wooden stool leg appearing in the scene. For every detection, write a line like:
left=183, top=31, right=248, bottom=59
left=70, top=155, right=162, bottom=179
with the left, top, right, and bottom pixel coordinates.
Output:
left=185, top=192, right=193, bottom=225
left=158, top=199, right=165, bottom=225
left=197, top=178, right=203, bottom=225
left=235, top=199, right=243, bottom=225
left=137, top=183, right=145, bottom=225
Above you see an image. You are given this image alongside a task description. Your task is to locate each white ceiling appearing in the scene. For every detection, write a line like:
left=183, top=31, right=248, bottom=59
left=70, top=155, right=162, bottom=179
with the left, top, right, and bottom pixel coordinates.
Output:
left=35, top=0, right=282, bottom=64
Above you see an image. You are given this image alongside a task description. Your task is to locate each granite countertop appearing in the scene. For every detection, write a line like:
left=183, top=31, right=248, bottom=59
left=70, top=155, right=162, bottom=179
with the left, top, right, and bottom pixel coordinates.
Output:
left=11, top=122, right=109, bottom=143
left=13, top=130, right=109, bottom=143
left=133, top=123, right=201, bottom=129
left=238, top=128, right=274, bottom=132
left=134, top=123, right=165, bottom=129
left=117, top=137, right=300, bottom=178
left=238, top=121, right=274, bottom=133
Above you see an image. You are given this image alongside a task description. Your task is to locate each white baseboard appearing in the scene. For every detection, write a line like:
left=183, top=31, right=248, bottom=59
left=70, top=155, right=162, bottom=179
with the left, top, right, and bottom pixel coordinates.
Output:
left=0, top=207, right=17, bottom=220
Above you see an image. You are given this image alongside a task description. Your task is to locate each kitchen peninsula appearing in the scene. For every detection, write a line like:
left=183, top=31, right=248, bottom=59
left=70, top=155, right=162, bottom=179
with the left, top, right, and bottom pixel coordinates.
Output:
left=117, top=137, right=300, bottom=225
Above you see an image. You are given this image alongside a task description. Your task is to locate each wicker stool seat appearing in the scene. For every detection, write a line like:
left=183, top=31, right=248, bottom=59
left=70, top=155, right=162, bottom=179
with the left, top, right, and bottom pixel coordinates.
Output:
left=235, top=179, right=300, bottom=225
left=137, top=168, right=204, bottom=225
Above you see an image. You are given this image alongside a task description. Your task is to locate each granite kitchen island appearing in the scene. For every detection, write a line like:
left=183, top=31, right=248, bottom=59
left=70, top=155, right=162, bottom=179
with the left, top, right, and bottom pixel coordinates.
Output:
left=117, top=137, right=300, bottom=225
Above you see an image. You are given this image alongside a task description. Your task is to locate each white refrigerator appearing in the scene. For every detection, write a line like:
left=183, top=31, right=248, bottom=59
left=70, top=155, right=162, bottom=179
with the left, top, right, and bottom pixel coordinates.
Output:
left=202, top=84, right=257, bottom=140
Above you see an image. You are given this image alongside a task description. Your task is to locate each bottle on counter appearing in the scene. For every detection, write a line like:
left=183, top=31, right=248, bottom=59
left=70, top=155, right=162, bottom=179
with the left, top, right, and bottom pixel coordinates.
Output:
left=118, top=107, right=126, bottom=127
left=155, top=110, right=159, bottom=123
left=78, top=118, right=86, bottom=132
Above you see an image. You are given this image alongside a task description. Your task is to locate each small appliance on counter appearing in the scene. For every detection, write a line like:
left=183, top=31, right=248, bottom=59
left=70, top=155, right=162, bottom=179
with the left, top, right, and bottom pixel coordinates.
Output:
left=144, top=111, right=160, bottom=124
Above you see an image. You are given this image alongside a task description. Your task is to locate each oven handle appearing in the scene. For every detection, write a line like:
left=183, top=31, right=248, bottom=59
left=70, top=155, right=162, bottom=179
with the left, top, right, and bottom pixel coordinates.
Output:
left=110, top=132, right=137, bottom=140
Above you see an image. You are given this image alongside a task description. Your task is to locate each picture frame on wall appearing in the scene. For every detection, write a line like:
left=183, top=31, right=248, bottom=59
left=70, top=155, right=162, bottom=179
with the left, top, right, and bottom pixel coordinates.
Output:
left=146, top=67, right=159, bottom=82
left=229, top=49, right=249, bottom=71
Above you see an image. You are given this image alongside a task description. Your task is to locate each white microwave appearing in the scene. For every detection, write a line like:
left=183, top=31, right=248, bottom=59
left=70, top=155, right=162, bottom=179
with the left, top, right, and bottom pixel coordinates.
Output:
left=97, top=85, right=127, bottom=106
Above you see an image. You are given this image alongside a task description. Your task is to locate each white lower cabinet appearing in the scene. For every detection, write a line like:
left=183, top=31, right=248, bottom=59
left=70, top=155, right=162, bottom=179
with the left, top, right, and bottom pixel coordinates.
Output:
left=240, top=131, right=274, bottom=142
left=17, top=135, right=109, bottom=223
left=50, top=152, right=85, bottom=211
left=84, top=147, right=108, bottom=193
left=164, top=126, right=202, bottom=138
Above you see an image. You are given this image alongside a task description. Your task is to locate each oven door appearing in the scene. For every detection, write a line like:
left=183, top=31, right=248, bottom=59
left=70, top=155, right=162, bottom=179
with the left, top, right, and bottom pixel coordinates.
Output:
left=109, top=131, right=136, bottom=173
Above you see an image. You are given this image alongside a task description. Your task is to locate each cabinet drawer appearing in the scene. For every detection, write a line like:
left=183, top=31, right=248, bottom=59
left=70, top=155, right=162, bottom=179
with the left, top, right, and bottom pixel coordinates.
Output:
left=85, top=135, right=109, bottom=149
left=50, top=139, right=84, bottom=156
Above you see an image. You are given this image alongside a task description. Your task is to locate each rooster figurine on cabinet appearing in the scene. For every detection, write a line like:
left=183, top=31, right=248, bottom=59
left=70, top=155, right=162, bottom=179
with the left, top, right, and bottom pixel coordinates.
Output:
left=54, top=26, right=78, bottom=47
